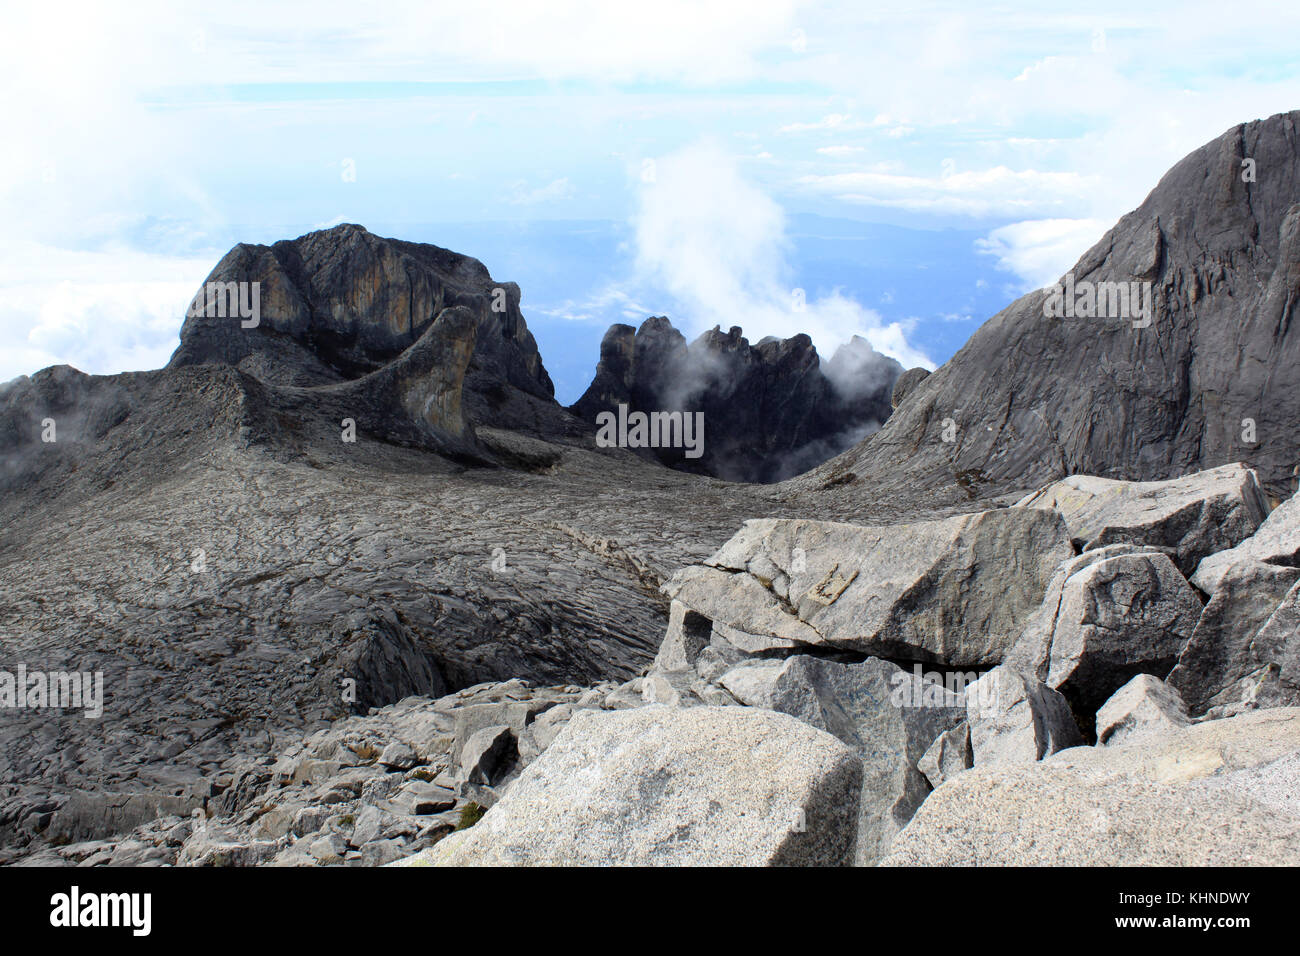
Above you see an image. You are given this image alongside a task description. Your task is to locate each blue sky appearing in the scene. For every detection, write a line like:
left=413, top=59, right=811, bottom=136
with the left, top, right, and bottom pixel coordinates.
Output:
left=4, top=1, right=1300, bottom=402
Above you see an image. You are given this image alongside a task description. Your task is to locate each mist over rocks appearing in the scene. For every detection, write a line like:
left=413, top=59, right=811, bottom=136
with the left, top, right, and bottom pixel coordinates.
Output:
left=571, top=316, right=902, bottom=483
left=168, top=227, right=909, bottom=484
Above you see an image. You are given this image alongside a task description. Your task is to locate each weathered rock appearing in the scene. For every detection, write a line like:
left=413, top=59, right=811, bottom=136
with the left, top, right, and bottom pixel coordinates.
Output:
left=391, top=780, right=457, bottom=816
left=408, top=706, right=863, bottom=866
left=1016, top=464, right=1269, bottom=576
left=890, top=367, right=931, bottom=410
left=0, top=679, right=592, bottom=867
left=518, top=703, right=582, bottom=759
left=1252, top=581, right=1300, bottom=711
left=10, top=114, right=1300, bottom=869
left=1002, top=545, right=1202, bottom=732
left=178, top=827, right=283, bottom=867
left=349, top=805, right=384, bottom=848
left=449, top=698, right=555, bottom=766
left=1095, top=674, right=1191, bottom=747
left=651, top=601, right=715, bottom=673
left=1193, top=488, right=1300, bottom=592
left=168, top=223, right=561, bottom=437
left=966, top=666, right=1084, bottom=767
left=335, top=609, right=447, bottom=714
left=377, top=741, right=419, bottom=771
left=359, top=838, right=407, bottom=867
left=663, top=509, right=1074, bottom=668
left=632, top=671, right=679, bottom=707
left=917, top=722, right=972, bottom=789
left=44, top=792, right=202, bottom=846
left=250, top=807, right=296, bottom=840
left=883, top=708, right=1300, bottom=866
left=308, top=831, right=347, bottom=865
left=458, top=725, right=517, bottom=786
left=714, top=655, right=964, bottom=864
left=1168, top=560, right=1300, bottom=716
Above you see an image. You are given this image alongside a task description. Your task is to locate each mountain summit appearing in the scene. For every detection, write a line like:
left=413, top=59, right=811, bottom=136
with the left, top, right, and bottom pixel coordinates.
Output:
left=803, top=110, right=1300, bottom=502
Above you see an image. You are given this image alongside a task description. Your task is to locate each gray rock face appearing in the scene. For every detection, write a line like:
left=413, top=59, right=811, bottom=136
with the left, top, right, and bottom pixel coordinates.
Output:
left=917, top=722, right=972, bottom=789
left=571, top=318, right=902, bottom=483
left=714, top=656, right=964, bottom=864
left=1015, top=464, right=1269, bottom=576
left=884, top=708, right=1300, bottom=866
left=795, top=111, right=1300, bottom=502
left=1252, top=582, right=1300, bottom=711
left=336, top=608, right=447, bottom=713
left=43, top=792, right=202, bottom=847
left=1095, top=675, right=1191, bottom=747
left=662, top=509, right=1074, bottom=668
left=458, top=725, right=517, bottom=786
left=1002, top=545, right=1202, bottom=733
left=1168, top=560, right=1300, bottom=716
left=1193, top=488, right=1300, bottom=592
left=890, top=367, right=931, bottom=410
left=377, top=741, right=419, bottom=771
left=966, top=666, right=1085, bottom=767
left=408, top=706, right=863, bottom=866
left=0, top=358, right=820, bottom=857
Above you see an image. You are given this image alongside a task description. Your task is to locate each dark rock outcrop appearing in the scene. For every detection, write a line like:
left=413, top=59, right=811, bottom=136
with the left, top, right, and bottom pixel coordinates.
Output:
left=168, top=223, right=572, bottom=442
left=572, top=317, right=902, bottom=483
left=799, top=111, right=1300, bottom=502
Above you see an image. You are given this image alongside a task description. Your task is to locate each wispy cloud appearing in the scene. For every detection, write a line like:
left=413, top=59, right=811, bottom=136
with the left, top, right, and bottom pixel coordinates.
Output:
left=631, top=141, right=933, bottom=368
left=795, top=166, right=1100, bottom=218
left=975, top=218, right=1111, bottom=291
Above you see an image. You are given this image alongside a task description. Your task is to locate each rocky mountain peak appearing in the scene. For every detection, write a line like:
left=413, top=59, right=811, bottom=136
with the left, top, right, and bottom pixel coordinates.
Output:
left=804, top=109, right=1300, bottom=502
left=571, top=316, right=902, bottom=483
left=167, top=223, right=561, bottom=440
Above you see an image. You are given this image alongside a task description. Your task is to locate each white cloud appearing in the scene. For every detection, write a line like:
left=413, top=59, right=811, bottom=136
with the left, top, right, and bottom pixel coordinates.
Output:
left=535, top=286, right=656, bottom=324
left=374, top=0, right=801, bottom=85
left=0, top=239, right=215, bottom=384
left=975, top=218, right=1111, bottom=291
left=632, top=141, right=933, bottom=368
